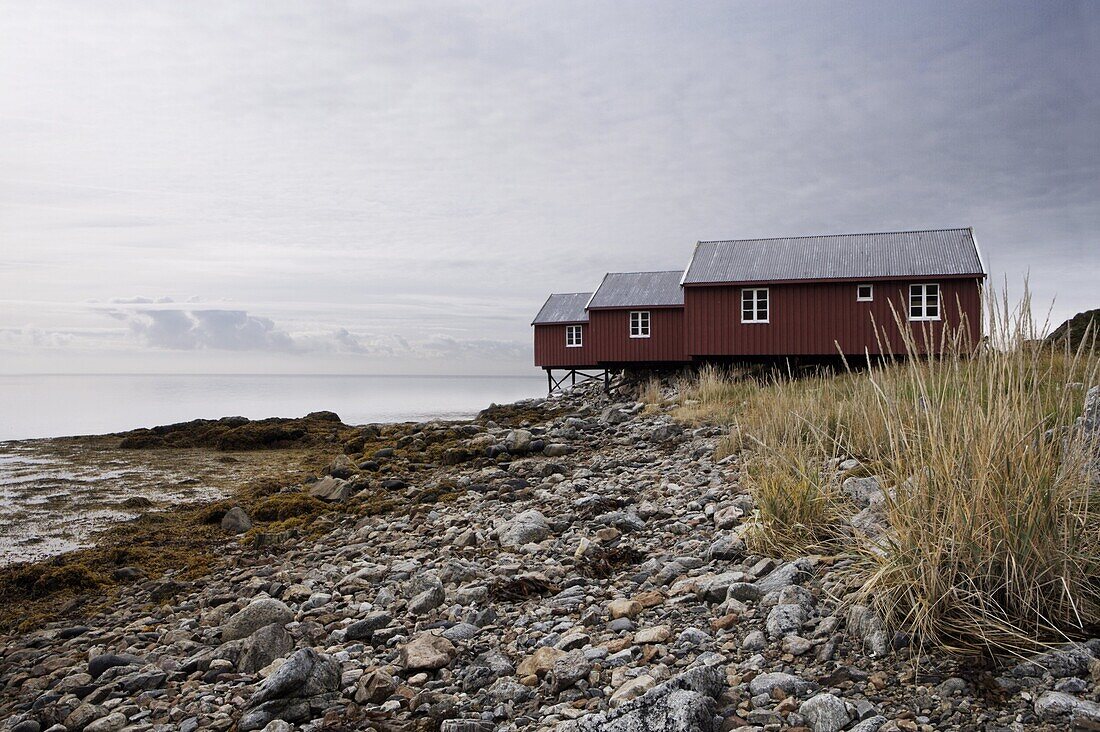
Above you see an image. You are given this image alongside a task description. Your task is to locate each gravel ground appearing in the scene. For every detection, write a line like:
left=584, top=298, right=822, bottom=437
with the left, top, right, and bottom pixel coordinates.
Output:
left=2, top=381, right=1098, bottom=732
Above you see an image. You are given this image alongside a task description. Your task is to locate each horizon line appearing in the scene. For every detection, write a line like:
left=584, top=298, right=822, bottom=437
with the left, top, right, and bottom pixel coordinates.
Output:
left=0, top=372, right=542, bottom=379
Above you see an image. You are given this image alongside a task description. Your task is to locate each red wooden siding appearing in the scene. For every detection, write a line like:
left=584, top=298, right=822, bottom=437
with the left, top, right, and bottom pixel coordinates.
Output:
left=684, top=278, right=982, bottom=357
left=533, top=324, right=598, bottom=368
left=587, top=308, right=689, bottom=364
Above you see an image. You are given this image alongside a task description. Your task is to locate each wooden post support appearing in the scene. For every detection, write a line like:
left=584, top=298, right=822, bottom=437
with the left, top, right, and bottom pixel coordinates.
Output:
left=547, top=368, right=611, bottom=395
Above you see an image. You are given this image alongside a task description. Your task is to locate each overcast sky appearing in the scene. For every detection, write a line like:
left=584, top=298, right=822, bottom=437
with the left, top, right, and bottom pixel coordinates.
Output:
left=1, top=1, right=1097, bottom=375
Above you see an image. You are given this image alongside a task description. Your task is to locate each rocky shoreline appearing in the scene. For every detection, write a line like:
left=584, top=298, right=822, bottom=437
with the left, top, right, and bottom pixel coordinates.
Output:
left=2, top=381, right=1099, bottom=732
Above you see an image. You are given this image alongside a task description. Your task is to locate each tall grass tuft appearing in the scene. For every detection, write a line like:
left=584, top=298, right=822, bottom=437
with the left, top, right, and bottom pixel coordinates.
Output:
left=675, top=286, right=1100, bottom=656
left=855, top=290, right=1100, bottom=655
left=638, top=377, right=664, bottom=410
left=675, top=364, right=759, bottom=428
left=744, top=445, right=848, bottom=558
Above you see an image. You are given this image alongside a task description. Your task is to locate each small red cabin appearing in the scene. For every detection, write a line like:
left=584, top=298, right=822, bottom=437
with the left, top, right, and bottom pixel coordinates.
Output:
left=532, top=228, right=987, bottom=376
left=586, top=271, right=690, bottom=367
left=532, top=292, right=597, bottom=368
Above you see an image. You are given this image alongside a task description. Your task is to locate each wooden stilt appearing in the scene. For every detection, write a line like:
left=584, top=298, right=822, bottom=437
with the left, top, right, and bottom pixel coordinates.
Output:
left=546, top=368, right=609, bottom=395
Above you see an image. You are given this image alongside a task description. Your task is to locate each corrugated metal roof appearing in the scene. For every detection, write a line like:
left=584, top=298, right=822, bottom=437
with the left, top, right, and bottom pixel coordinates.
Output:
left=531, top=292, right=592, bottom=324
left=682, top=228, right=985, bottom=285
left=588, top=271, right=685, bottom=309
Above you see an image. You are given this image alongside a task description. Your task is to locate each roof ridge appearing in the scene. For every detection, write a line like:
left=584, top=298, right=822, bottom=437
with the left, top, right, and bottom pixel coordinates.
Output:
left=548, top=291, right=593, bottom=296
left=698, top=227, right=971, bottom=244
left=604, top=269, right=684, bottom=275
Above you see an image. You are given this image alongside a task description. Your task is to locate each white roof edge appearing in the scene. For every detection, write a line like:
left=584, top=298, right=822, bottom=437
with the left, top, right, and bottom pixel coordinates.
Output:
left=530, top=293, right=556, bottom=325
left=584, top=274, right=607, bottom=312
left=969, top=226, right=988, bottom=278
left=680, top=242, right=700, bottom=286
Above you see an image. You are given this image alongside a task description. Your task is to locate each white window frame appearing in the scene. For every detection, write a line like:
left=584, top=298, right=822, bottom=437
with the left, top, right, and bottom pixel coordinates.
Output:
left=908, top=283, right=941, bottom=321
left=629, top=311, right=650, bottom=338
left=856, top=283, right=874, bottom=302
left=741, top=288, right=769, bottom=323
left=565, top=324, right=583, bottom=348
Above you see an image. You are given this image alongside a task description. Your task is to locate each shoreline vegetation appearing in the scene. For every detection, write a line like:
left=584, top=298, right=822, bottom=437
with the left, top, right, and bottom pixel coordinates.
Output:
left=0, top=403, right=558, bottom=634
left=0, top=297, right=1098, bottom=731
left=670, top=294, right=1099, bottom=657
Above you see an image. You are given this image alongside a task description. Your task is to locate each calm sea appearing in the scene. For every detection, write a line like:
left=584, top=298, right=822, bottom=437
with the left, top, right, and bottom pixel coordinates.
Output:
left=0, top=374, right=548, bottom=441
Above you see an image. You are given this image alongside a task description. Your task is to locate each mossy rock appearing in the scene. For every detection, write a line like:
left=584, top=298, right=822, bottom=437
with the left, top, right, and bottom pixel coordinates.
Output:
left=114, top=414, right=362, bottom=451
left=195, top=500, right=234, bottom=525
left=251, top=492, right=327, bottom=522
left=3, top=562, right=106, bottom=598
left=118, top=433, right=165, bottom=449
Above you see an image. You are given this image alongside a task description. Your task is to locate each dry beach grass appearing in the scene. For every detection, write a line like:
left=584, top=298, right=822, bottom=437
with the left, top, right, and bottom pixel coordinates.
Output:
left=676, top=290, right=1100, bottom=656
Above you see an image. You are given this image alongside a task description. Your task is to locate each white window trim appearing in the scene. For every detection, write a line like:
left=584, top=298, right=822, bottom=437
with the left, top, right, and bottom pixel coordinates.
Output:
left=856, top=284, right=874, bottom=302
left=908, top=283, right=942, bottom=321
left=565, top=324, right=583, bottom=348
left=629, top=310, right=651, bottom=339
left=741, top=288, right=769, bottom=324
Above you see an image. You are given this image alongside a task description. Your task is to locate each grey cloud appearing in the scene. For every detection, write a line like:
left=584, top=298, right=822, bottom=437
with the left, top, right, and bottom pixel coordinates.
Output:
left=121, top=309, right=295, bottom=351
left=0, top=326, right=123, bottom=350
left=421, top=335, right=528, bottom=360
left=110, top=296, right=175, bottom=305
left=105, top=304, right=527, bottom=360
left=290, top=327, right=401, bottom=356
left=0, top=327, right=76, bottom=349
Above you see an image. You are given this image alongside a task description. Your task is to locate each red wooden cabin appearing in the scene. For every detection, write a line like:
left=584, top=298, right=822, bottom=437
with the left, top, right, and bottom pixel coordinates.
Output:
left=532, top=292, right=596, bottom=368
left=532, top=228, right=987, bottom=381
left=681, top=229, right=985, bottom=358
left=586, top=271, right=690, bottom=367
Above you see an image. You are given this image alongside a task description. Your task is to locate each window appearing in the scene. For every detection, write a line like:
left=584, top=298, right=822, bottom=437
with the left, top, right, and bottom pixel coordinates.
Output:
left=565, top=325, right=582, bottom=347
left=857, top=284, right=874, bottom=302
left=629, top=311, right=650, bottom=338
left=741, top=288, right=769, bottom=323
left=909, top=283, right=940, bottom=321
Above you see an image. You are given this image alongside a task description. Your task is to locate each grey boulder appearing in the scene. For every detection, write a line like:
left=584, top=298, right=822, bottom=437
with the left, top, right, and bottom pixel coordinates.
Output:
left=847, top=604, right=890, bottom=657
left=799, top=693, right=852, bottom=732
left=88, top=653, right=142, bottom=680
left=308, top=476, right=354, bottom=502
left=239, top=648, right=340, bottom=731
left=238, top=623, right=295, bottom=674
left=498, top=509, right=551, bottom=547
left=223, top=598, right=294, bottom=642
left=1034, top=690, right=1100, bottom=723
left=563, top=666, right=724, bottom=732
left=400, top=632, right=457, bottom=671
left=220, top=506, right=253, bottom=533
left=748, top=672, right=813, bottom=697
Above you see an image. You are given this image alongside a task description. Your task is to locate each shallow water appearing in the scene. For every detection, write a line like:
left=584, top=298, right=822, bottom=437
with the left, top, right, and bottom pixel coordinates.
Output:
left=0, top=437, right=325, bottom=566
left=0, top=439, right=237, bottom=565
left=0, top=373, right=548, bottom=565
left=0, top=373, right=546, bottom=441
